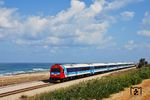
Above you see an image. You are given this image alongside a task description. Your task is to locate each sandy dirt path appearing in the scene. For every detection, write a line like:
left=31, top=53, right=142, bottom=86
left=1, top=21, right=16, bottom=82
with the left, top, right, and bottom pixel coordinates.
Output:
left=104, top=79, right=150, bottom=100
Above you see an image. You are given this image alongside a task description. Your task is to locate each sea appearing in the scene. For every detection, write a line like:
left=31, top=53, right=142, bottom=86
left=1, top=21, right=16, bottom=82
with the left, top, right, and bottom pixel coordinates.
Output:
left=0, top=63, right=55, bottom=76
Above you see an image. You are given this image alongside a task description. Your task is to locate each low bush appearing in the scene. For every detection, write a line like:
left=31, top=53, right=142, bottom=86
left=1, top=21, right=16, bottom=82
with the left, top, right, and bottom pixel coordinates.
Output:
left=138, top=67, right=150, bottom=79
left=34, top=67, right=150, bottom=100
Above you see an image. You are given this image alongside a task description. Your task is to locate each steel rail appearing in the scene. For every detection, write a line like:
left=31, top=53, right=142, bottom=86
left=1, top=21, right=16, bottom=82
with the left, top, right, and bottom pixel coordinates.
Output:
left=0, top=83, right=51, bottom=97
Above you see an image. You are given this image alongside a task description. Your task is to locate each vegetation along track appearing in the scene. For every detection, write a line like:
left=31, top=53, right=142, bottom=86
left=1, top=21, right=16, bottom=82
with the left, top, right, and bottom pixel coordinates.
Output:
left=0, top=83, right=51, bottom=97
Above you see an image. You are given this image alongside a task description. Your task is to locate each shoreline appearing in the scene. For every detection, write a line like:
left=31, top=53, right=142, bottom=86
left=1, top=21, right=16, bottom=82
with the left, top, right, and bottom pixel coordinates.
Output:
left=0, top=71, right=50, bottom=87
left=0, top=68, right=50, bottom=77
left=0, top=70, right=49, bottom=77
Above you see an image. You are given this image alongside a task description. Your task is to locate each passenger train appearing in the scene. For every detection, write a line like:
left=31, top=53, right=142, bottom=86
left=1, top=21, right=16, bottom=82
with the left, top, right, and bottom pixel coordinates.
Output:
left=50, top=62, right=135, bottom=82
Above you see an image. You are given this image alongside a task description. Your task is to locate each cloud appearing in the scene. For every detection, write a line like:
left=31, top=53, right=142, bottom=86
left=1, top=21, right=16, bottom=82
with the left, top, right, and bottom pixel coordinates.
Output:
left=0, top=0, right=139, bottom=49
left=124, top=40, right=150, bottom=51
left=137, top=12, right=150, bottom=37
left=124, top=40, right=137, bottom=50
left=104, top=0, right=139, bottom=11
left=137, top=30, right=150, bottom=37
left=25, top=16, right=48, bottom=37
left=0, top=8, right=18, bottom=28
left=0, top=0, right=111, bottom=47
left=120, top=11, right=135, bottom=21
left=0, top=7, right=22, bottom=40
left=44, top=36, right=62, bottom=46
left=142, top=12, right=150, bottom=25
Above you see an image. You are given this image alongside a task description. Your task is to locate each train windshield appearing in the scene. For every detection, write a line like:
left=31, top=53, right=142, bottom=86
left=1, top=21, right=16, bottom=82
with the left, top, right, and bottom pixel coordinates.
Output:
left=51, top=68, right=60, bottom=72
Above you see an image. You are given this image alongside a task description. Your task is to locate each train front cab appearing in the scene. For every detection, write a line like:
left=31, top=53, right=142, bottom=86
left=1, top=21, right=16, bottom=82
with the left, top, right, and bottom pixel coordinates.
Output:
left=50, top=64, right=65, bottom=82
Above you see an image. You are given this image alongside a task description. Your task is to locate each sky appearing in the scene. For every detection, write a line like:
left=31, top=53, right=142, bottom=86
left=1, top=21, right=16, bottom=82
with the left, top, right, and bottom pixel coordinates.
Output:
left=0, top=0, right=150, bottom=63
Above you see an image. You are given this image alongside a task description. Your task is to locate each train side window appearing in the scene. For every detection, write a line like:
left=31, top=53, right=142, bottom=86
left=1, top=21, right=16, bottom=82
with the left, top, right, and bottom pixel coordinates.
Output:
left=67, top=68, right=76, bottom=72
left=67, top=67, right=92, bottom=72
left=94, top=66, right=106, bottom=69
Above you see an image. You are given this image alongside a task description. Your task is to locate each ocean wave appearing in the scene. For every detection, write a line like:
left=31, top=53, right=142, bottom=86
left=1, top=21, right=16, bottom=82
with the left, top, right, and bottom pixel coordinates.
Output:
left=0, top=74, right=3, bottom=76
left=0, top=68, right=49, bottom=76
left=3, top=72, right=13, bottom=76
left=32, top=68, right=48, bottom=72
left=1, top=71, right=26, bottom=76
left=12, top=71, right=26, bottom=75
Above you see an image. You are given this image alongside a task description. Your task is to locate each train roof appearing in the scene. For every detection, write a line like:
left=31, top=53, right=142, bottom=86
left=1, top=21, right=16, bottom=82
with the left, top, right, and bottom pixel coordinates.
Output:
left=61, top=62, right=134, bottom=68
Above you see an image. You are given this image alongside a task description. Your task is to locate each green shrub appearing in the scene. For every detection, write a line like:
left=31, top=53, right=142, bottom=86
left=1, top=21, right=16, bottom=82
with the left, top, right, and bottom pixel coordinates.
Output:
left=138, top=67, right=150, bottom=79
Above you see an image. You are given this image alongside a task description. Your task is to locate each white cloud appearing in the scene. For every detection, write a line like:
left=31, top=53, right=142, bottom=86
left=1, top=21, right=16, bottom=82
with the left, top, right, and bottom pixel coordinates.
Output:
left=124, top=40, right=137, bottom=50
left=142, top=12, right=150, bottom=25
left=0, top=0, right=139, bottom=49
left=0, top=7, right=22, bottom=40
left=120, top=11, right=135, bottom=21
left=15, top=39, right=31, bottom=45
left=137, top=12, right=150, bottom=37
left=24, top=16, right=48, bottom=37
left=104, top=0, right=138, bottom=11
left=0, top=0, right=111, bottom=47
left=91, top=1, right=102, bottom=13
left=44, top=36, right=62, bottom=46
left=0, top=8, right=18, bottom=28
left=74, top=21, right=110, bottom=45
left=124, top=41, right=150, bottom=52
left=137, top=30, right=150, bottom=37
left=71, top=0, right=85, bottom=12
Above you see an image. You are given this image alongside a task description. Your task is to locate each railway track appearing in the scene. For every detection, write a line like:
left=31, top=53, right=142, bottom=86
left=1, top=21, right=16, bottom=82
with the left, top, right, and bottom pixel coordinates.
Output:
left=0, top=83, right=51, bottom=98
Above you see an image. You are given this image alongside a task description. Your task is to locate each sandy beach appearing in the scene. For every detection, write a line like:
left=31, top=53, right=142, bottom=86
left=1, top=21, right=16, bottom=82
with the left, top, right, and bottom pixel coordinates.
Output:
left=0, top=72, right=50, bottom=87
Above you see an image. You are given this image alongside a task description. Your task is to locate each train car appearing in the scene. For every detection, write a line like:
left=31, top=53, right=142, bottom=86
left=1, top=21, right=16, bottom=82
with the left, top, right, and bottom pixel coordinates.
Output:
left=49, top=62, right=135, bottom=82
